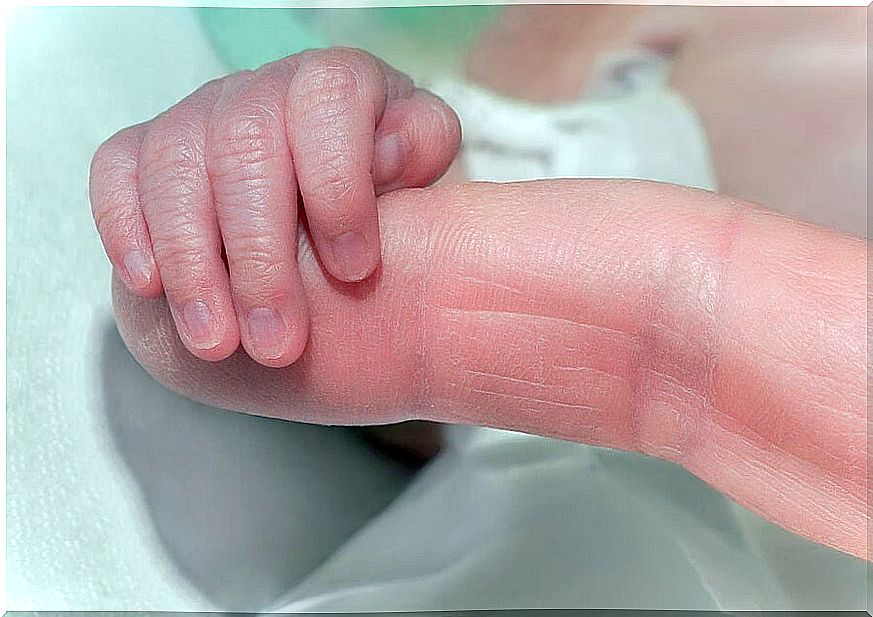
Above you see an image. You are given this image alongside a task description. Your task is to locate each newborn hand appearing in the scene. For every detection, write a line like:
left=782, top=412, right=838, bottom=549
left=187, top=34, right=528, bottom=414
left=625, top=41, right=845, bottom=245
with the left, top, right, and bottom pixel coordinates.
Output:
left=89, top=47, right=461, bottom=366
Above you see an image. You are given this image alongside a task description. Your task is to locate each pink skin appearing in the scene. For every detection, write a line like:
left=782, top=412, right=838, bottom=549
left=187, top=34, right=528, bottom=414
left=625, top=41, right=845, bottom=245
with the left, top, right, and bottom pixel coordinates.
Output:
left=113, top=180, right=867, bottom=562
left=89, top=48, right=461, bottom=367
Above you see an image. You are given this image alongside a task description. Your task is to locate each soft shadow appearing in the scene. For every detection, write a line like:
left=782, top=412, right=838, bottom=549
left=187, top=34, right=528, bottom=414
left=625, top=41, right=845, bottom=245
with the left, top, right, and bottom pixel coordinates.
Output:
left=99, top=319, right=416, bottom=611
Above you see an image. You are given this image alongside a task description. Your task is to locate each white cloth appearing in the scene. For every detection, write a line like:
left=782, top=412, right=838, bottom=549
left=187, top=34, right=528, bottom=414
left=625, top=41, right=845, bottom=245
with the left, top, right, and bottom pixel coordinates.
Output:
left=431, top=52, right=715, bottom=190
left=7, top=9, right=867, bottom=612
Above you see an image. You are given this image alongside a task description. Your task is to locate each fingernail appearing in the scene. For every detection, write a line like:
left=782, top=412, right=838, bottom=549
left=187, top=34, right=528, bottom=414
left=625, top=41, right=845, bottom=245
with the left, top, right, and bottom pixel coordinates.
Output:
left=375, top=133, right=404, bottom=186
left=182, top=300, right=220, bottom=350
left=247, top=307, right=287, bottom=360
left=122, top=249, right=153, bottom=289
left=333, top=231, right=374, bottom=281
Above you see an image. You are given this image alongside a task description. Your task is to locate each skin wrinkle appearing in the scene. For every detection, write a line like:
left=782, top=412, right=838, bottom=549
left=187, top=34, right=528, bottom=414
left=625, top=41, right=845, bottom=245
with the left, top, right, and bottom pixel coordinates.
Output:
left=690, top=419, right=866, bottom=552
left=705, top=385, right=866, bottom=500
left=137, top=140, right=201, bottom=202
left=417, top=191, right=497, bottom=418
left=441, top=307, right=636, bottom=342
left=730, top=333, right=867, bottom=397
left=454, top=275, right=526, bottom=296
left=740, top=306, right=866, bottom=387
left=209, top=119, right=284, bottom=167
left=705, top=214, right=865, bottom=502
left=430, top=185, right=628, bottom=440
left=692, top=375, right=866, bottom=500
left=90, top=128, right=146, bottom=248
left=194, top=91, right=223, bottom=238
left=624, top=260, right=669, bottom=457
left=213, top=68, right=257, bottom=113
left=745, top=343, right=865, bottom=429
left=552, top=361, right=623, bottom=382
left=671, top=203, right=744, bottom=465
left=623, top=195, right=731, bottom=460
left=428, top=184, right=761, bottom=457
left=620, top=196, right=703, bottom=457
left=430, top=304, right=632, bottom=419
left=467, top=367, right=575, bottom=390
left=214, top=177, right=273, bottom=203
left=468, top=388, right=600, bottom=414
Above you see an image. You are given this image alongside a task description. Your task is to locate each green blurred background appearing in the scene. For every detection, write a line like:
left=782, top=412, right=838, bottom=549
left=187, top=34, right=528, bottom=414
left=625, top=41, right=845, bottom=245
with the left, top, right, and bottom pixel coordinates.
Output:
left=197, top=6, right=503, bottom=76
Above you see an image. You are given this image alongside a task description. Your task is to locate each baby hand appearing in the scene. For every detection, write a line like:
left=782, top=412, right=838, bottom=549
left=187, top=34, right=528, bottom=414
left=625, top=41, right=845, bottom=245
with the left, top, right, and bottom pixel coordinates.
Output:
left=90, top=48, right=461, bottom=367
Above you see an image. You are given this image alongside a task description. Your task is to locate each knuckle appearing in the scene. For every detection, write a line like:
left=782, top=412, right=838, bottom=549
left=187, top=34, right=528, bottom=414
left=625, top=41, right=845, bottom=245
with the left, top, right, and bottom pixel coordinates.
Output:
left=228, top=249, right=290, bottom=296
left=208, top=106, right=283, bottom=168
left=230, top=68, right=258, bottom=84
left=90, top=137, right=119, bottom=180
left=294, top=50, right=379, bottom=109
left=95, top=176, right=138, bottom=214
left=213, top=69, right=257, bottom=105
left=152, top=242, right=210, bottom=284
left=256, top=53, right=303, bottom=81
left=288, top=49, right=385, bottom=136
left=305, top=64, right=360, bottom=103
left=89, top=129, right=138, bottom=198
left=329, top=47, right=379, bottom=72
left=307, top=163, right=357, bottom=207
left=419, top=90, right=462, bottom=144
left=215, top=172, right=272, bottom=206
left=225, top=224, right=282, bottom=257
left=138, top=121, right=207, bottom=201
left=140, top=120, right=205, bottom=177
left=92, top=203, right=134, bottom=243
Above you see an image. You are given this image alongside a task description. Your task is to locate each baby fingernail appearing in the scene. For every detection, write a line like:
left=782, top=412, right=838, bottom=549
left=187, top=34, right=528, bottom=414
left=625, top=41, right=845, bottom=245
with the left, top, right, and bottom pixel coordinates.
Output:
left=247, top=307, right=287, bottom=360
left=182, top=300, right=220, bottom=350
left=376, top=133, right=404, bottom=186
left=122, top=249, right=153, bottom=289
left=333, top=231, right=374, bottom=282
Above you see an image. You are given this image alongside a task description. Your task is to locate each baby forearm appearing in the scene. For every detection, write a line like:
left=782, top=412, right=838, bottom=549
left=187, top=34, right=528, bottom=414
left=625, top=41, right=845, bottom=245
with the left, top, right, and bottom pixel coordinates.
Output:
left=114, top=179, right=867, bottom=559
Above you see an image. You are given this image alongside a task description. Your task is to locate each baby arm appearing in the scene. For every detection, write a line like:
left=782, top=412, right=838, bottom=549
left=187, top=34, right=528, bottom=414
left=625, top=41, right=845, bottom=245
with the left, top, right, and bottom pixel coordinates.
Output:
left=113, top=179, right=867, bottom=561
